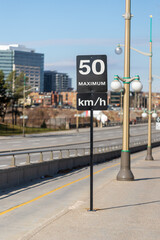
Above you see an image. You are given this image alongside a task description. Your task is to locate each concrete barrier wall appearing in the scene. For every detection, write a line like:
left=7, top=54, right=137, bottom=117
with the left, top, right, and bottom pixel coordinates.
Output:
left=0, top=141, right=160, bottom=190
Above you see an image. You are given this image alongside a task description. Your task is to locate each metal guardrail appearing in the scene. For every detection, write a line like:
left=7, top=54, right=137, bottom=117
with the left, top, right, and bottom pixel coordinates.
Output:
left=1, top=137, right=160, bottom=168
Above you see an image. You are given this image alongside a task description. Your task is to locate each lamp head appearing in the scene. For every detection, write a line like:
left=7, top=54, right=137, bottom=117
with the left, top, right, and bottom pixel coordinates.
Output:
left=152, top=112, right=157, bottom=118
left=115, top=44, right=122, bottom=55
left=142, top=112, right=147, bottom=118
left=111, top=76, right=122, bottom=92
left=131, top=76, right=143, bottom=92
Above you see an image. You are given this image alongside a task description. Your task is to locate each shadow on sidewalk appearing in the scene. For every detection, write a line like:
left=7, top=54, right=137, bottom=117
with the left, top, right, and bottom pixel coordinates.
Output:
left=96, top=200, right=160, bottom=211
left=135, top=177, right=160, bottom=181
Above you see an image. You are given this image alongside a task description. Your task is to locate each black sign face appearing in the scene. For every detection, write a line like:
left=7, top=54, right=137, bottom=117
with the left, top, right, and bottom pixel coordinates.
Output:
left=77, top=55, right=107, bottom=93
left=77, top=92, right=107, bottom=110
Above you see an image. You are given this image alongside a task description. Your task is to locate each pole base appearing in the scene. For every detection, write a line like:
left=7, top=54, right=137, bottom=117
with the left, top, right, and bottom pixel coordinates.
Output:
left=117, top=151, right=134, bottom=181
left=145, top=146, right=154, bottom=161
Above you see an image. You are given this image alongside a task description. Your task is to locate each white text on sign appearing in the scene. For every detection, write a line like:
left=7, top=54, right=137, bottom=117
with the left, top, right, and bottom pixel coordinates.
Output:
left=79, top=59, right=105, bottom=75
left=78, top=97, right=106, bottom=107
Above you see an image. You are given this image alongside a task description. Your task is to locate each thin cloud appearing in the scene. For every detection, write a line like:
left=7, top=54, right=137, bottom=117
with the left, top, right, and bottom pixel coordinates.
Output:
left=23, top=37, right=160, bottom=48
left=45, top=61, right=75, bottom=68
left=44, top=61, right=76, bottom=71
left=23, top=38, right=121, bottom=47
left=132, top=38, right=160, bottom=47
left=45, top=57, right=119, bottom=70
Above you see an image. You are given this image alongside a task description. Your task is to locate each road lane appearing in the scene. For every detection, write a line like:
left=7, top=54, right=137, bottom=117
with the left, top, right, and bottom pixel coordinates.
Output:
left=0, top=125, right=135, bottom=151
left=0, top=133, right=159, bottom=167
left=0, top=124, right=160, bottom=167
left=0, top=160, right=121, bottom=240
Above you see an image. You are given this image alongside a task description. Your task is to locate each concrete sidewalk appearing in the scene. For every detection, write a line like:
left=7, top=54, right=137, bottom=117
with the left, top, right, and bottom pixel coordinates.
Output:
left=24, top=150, right=160, bottom=240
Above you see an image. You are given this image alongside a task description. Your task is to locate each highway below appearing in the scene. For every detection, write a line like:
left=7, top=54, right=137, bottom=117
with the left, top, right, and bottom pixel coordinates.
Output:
left=0, top=124, right=159, bottom=151
left=0, top=124, right=160, bottom=168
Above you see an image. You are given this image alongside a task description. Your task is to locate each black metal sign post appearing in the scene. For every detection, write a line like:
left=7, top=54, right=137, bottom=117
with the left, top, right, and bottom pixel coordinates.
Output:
left=76, top=55, right=107, bottom=211
left=90, top=103, right=93, bottom=211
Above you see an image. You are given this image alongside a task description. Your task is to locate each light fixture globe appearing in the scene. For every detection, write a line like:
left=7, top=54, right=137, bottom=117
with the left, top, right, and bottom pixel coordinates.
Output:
left=97, top=115, right=101, bottom=121
left=152, top=112, right=157, bottom=118
left=131, top=80, right=143, bottom=92
left=115, top=45, right=122, bottom=55
left=142, top=112, right=147, bottom=118
left=111, top=80, right=122, bottom=92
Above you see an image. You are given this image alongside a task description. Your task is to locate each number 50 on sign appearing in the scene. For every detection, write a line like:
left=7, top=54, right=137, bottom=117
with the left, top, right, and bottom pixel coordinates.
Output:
left=77, top=55, right=107, bottom=93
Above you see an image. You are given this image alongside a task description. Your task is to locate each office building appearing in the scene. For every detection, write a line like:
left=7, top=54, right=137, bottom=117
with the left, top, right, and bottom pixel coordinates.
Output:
left=109, top=91, right=121, bottom=106
left=44, top=70, right=72, bottom=92
left=0, top=44, right=44, bottom=91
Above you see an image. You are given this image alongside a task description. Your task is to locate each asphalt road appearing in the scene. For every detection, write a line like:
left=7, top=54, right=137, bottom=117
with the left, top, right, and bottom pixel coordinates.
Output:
left=0, top=124, right=160, bottom=168
left=0, top=124, right=159, bottom=151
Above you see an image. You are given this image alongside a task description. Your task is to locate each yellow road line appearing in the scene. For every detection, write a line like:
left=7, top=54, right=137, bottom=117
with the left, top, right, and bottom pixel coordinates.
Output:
left=0, top=162, right=120, bottom=216
left=0, top=149, right=149, bottom=216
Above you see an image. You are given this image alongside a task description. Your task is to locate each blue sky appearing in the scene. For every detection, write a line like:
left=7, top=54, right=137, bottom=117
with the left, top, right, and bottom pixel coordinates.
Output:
left=0, top=0, right=160, bottom=92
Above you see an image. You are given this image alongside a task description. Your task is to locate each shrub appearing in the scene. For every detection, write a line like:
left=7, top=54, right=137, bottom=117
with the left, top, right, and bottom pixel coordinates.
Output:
left=41, top=120, right=47, bottom=128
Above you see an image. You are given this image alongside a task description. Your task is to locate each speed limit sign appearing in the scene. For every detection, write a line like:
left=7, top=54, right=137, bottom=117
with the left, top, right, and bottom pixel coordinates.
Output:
left=77, top=55, right=107, bottom=93
left=76, top=55, right=107, bottom=211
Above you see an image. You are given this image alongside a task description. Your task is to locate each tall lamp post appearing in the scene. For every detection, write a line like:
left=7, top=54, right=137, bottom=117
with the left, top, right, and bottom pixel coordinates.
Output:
left=115, top=15, right=154, bottom=161
left=121, top=1, right=132, bottom=180
left=111, top=0, right=143, bottom=181
left=145, top=15, right=153, bottom=160
left=111, top=75, right=142, bottom=181
left=22, top=75, right=26, bottom=137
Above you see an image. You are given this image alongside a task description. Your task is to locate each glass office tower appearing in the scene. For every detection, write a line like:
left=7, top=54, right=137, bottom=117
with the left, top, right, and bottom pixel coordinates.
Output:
left=44, top=70, right=72, bottom=92
left=0, top=44, right=44, bottom=92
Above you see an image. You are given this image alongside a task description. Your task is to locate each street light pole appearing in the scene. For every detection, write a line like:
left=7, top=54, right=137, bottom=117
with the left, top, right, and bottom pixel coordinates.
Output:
left=116, top=16, right=154, bottom=160
left=112, top=0, right=143, bottom=181
left=12, top=71, right=15, bottom=125
left=117, top=0, right=134, bottom=181
left=23, top=75, right=26, bottom=137
left=76, top=110, right=79, bottom=132
left=145, top=16, right=153, bottom=160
